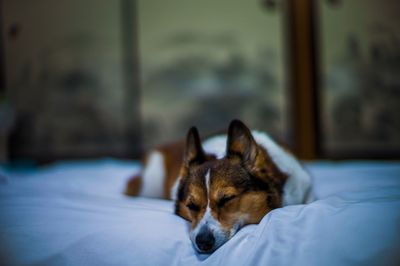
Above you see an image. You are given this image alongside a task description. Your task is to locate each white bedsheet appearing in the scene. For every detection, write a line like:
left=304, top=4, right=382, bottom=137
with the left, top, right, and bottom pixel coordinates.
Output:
left=0, top=160, right=399, bottom=266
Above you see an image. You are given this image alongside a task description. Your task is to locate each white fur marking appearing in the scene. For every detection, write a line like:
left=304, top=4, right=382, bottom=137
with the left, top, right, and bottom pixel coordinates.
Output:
left=205, top=169, right=211, bottom=196
left=139, top=151, right=165, bottom=198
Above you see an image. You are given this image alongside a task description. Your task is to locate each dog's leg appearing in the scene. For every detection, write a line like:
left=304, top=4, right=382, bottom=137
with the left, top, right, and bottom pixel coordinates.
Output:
left=124, top=173, right=143, bottom=196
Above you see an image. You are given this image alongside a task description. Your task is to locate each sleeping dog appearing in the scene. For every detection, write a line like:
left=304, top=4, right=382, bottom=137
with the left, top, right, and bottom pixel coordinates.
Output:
left=126, top=120, right=312, bottom=253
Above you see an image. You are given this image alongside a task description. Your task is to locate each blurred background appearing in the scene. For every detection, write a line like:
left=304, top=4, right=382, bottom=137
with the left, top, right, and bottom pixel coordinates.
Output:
left=0, top=0, right=399, bottom=164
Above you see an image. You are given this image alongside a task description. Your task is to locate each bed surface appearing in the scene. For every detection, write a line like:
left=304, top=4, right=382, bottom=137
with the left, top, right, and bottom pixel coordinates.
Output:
left=0, top=160, right=399, bottom=266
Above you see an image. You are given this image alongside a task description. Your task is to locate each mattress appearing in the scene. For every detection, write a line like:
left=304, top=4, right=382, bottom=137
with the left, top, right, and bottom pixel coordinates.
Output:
left=0, top=159, right=399, bottom=266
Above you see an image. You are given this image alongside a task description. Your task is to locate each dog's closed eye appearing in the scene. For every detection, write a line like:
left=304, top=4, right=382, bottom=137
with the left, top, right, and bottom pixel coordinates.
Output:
left=217, top=195, right=236, bottom=208
left=186, top=202, right=200, bottom=212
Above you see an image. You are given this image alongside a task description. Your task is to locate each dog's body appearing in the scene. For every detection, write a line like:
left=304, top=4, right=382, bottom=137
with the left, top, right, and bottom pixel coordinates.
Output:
left=126, top=120, right=312, bottom=253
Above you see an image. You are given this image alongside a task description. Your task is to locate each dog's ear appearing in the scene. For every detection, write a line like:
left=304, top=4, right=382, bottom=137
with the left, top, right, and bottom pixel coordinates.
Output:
left=226, top=119, right=258, bottom=163
left=226, top=120, right=287, bottom=193
left=184, top=126, right=206, bottom=166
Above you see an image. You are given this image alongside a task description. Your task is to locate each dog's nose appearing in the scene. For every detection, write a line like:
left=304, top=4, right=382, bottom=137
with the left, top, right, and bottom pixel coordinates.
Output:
left=195, top=227, right=215, bottom=252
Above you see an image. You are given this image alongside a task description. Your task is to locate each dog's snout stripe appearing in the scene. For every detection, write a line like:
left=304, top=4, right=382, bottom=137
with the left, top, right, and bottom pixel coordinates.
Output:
left=205, top=169, right=211, bottom=196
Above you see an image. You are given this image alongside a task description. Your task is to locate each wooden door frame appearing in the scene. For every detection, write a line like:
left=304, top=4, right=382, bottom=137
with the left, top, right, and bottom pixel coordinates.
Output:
left=285, top=0, right=321, bottom=159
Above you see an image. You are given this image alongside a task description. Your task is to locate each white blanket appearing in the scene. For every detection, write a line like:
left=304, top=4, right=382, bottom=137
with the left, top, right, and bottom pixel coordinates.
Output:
left=0, top=160, right=399, bottom=266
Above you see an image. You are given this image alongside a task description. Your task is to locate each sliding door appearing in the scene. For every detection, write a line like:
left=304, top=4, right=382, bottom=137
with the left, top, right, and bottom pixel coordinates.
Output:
left=138, top=0, right=290, bottom=149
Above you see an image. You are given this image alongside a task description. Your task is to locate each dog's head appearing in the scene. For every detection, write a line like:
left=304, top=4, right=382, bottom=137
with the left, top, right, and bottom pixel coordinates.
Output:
left=175, top=120, right=286, bottom=253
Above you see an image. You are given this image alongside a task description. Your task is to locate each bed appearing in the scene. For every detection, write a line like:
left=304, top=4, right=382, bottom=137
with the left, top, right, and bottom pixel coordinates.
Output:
left=0, top=159, right=399, bottom=266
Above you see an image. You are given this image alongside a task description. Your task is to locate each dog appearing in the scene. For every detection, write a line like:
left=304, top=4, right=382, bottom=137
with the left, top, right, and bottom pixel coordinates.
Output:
left=125, top=120, right=312, bottom=253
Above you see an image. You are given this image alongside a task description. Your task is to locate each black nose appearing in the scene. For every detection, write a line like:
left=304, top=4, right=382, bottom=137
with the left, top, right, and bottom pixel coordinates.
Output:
left=195, top=227, right=215, bottom=252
